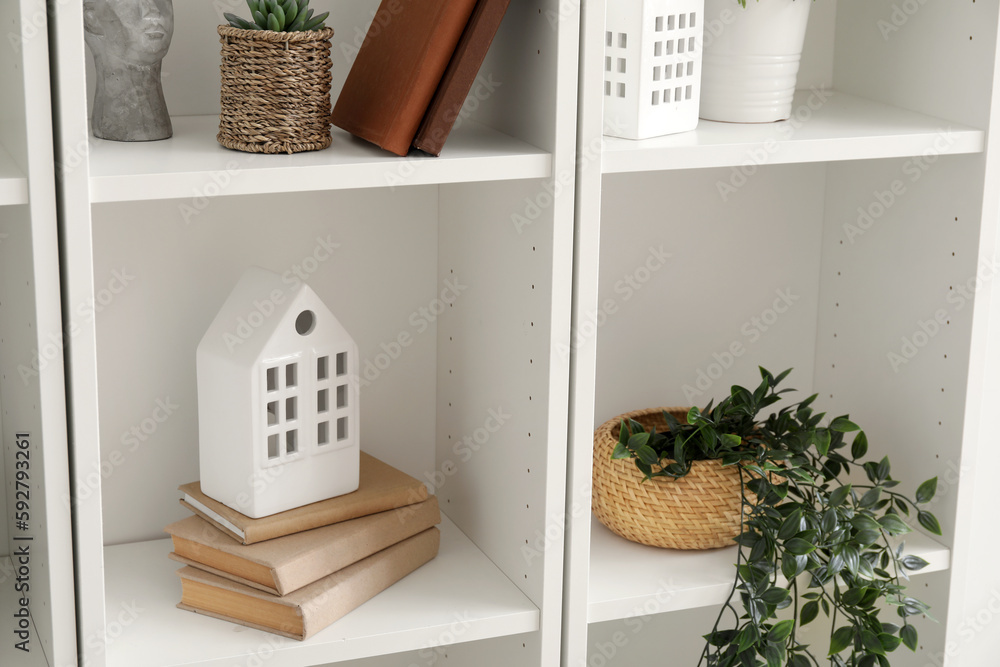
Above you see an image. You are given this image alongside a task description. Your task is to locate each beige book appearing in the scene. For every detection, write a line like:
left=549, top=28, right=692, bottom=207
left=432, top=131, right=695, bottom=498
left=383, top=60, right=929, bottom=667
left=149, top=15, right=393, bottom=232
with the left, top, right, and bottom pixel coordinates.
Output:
left=179, top=452, right=428, bottom=544
left=176, top=527, right=440, bottom=640
left=166, top=497, right=440, bottom=595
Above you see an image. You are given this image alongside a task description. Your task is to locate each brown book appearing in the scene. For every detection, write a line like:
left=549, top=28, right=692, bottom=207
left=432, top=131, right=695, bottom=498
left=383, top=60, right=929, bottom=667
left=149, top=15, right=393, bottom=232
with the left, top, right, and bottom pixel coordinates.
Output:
left=166, top=497, right=440, bottom=595
left=176, top=527, right=440, bottom=640
left=412, top=0, right=512, bottom=156
left=330, top=0, right=480, bottom=156
left=178, top=452, right=428, bottom=545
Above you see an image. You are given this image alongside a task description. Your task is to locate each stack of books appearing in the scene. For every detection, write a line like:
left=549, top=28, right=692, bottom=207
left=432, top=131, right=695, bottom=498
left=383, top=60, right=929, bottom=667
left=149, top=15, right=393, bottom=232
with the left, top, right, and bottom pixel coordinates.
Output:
left=331, top=0, right=512, bottom=156
left=165, top=453, right=440, bottom=640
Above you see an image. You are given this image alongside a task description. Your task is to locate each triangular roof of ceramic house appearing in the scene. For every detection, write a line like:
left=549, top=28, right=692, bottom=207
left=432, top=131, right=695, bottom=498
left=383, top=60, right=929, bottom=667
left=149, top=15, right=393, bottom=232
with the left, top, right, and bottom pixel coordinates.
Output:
left=199, top=266, right=351, bottom=367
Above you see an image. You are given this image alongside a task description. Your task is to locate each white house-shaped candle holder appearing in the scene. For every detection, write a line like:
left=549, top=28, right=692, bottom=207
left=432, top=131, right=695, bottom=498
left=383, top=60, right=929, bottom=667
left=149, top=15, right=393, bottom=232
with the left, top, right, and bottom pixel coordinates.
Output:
left=197, top=267, right=360, bottom=518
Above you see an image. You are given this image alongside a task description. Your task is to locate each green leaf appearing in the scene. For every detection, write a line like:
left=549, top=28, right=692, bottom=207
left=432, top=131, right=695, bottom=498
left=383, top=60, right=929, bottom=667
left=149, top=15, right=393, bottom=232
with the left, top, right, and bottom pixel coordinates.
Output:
left=859, top=656, right=878, bottom=667
left=266, top=12, right=281, bottom=31
left=635, top=443, right=659, bottom=466
left=862, top=630, right=885, bottom=656
left=628, top=431, right=651, bottom=449
left=302, top=10, right=329, bottom=30
left=735, top=625, right=757, bottom=653
left=784, top=538, right=816, bottom=555
left=859, top=486, right=882, bottom=509
left=852, top=431, right=869, bottom=459
left=778, top=509, right=804, bottom=541
left=800, top=600, right=819, bottom=626
left=705, top=629, right=737, bottom=647
left=879, top=633, right=902, bottom=653
left=851, top=514, right=881, bottom=533
left=224, top=12, right=258, bottom=29
left=611, top=442, right=631, bottom=460
left=782, top=552, right=808, bottom=580
left=760, top=587, right=790, bottom=604
left=617, top=420, right=630, bottom=445
left=857, top=557, right=876, bottom=580
left=901, top=554, right=929, bottom=571
left=829, top=626, right=854, bottom=655
left=821, top=507, right=838, bottom=533
left=764, top=643, right=783, bottom=667
left=283, top=0, right=298, bottom=24
left=271, top=2, right=285, bottom=29
left=687, top=406, right=700, bottom=424
left=662, top=410, right=681, bottom=433
left=815, top=428, right=832, bottom=457
left=916, top=477, right=938, bottom=504
left=829, top=485, right=852, bottom=507
left=253, top=8, right=268, bottom=28
left=841, top=587, right=866, bottom=607
left=721, top=433, right=742, bottom=448
left=831, top=416, right=860, bottom=432
left=900, top=625, right=918, bottom=651
left=878, top=513, right=912, bottom=536
left=789, top=655, right=811, bottom=667
left=918, top=510, right=943, bottom=535
left=877, top=455, right=891, bottom=481
left=768, top=619, right=794, bottom=643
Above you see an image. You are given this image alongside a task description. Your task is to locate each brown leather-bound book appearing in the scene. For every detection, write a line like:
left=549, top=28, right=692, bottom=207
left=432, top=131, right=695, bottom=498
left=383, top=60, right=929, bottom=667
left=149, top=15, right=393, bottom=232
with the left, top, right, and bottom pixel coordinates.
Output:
left=412, top=0, right=512, bottom=156
left=176, top=528, right=440, bottom=640
left=177, top=452, right=428, bottom=545
left=166, top=497, right=440, bottom=595
left=331, top=0, right=480, bottom=156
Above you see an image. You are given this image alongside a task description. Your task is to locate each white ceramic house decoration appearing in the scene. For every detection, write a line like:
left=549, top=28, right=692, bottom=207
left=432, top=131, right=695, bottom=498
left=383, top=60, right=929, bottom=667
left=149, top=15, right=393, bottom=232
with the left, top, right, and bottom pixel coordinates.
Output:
left=197, top=267, right=360, bottom=518
left=603, top=0, right=705, bottom=140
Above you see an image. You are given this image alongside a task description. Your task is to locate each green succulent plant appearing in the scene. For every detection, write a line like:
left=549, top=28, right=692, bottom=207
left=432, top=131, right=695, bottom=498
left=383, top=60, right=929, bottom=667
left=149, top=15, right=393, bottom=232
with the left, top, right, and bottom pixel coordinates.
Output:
left=224, top=0, right=329, bottom=32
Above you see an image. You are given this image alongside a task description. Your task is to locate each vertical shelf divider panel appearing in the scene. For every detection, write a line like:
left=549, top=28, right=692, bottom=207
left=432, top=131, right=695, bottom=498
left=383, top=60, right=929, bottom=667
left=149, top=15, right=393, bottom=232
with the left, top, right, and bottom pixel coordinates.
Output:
left=562, top=0, right=606, bottom=661
left=0, top=0, right=78, bottom=664
left=48, top=0, right=104, bottom=663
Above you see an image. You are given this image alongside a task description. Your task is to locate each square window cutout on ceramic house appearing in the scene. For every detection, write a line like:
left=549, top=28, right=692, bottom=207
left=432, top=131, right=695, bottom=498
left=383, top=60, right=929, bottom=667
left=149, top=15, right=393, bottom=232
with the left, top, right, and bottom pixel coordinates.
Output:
left=197, top=267, right=361, bottom=518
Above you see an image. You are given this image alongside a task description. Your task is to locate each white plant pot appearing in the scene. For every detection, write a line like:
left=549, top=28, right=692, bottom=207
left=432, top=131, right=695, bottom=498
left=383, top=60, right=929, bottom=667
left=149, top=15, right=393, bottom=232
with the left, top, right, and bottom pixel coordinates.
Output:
left=699, top=0, right=812, bottom=123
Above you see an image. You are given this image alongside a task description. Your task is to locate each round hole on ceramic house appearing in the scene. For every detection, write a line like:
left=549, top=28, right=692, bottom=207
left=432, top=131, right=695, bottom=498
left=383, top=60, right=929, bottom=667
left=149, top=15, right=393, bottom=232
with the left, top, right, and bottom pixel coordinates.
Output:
left=295, top=310, right=316, bottom=335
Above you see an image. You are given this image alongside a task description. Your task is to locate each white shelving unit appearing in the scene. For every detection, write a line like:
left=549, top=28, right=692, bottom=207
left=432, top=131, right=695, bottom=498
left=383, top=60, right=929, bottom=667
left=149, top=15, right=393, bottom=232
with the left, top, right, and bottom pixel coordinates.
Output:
left=566, top=2, right=1000, bottom=667
left=49, top=1, right=579, bottom=667
left=0, top=0, right=77, bottom=665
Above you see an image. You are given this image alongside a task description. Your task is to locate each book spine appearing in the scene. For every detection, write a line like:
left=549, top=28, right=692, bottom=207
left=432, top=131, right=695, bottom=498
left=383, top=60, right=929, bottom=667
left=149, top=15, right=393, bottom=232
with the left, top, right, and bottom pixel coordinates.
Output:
left=412, top=0, right=512, bottom=155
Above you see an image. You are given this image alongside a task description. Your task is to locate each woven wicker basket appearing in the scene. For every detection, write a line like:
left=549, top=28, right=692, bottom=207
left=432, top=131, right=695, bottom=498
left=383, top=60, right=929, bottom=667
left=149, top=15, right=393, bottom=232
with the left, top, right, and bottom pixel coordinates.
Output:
left=593, top=407, right=749, bottom=550
left=217, top=26, right=334, bottom=154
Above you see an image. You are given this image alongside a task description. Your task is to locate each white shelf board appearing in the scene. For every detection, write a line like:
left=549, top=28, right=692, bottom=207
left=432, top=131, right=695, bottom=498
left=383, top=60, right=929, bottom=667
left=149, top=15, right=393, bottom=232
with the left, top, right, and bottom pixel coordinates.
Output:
left=0, top=555, right=48, bottom=666
left=588, top=515, right=951, bottom=624
left=87, top=117, right=552, bottom=203
left=601, top=91, right=984, bottom=174
left=103, top=514, right=538, bottom=667
left=0, top=141, right=28, bottom=205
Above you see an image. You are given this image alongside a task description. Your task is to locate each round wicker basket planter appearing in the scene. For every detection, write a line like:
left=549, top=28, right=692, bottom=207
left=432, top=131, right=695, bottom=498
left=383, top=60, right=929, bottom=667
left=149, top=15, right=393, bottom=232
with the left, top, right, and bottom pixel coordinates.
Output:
left=592, top=407, right=747, bottom=550
left=217, top=26, right=335, bottom=154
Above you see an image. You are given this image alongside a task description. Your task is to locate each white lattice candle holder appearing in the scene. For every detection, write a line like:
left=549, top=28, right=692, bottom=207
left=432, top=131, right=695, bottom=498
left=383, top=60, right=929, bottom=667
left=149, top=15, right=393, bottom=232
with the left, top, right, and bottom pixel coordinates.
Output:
left=603, top=0, right=704, bottom=140
left=197, top=267, right=360, bottom=518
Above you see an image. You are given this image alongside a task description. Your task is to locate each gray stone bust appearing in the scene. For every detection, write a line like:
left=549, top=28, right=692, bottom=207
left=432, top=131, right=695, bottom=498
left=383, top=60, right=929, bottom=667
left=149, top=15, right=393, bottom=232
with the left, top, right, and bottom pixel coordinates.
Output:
left=83, top=0, right=174, bottom=141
